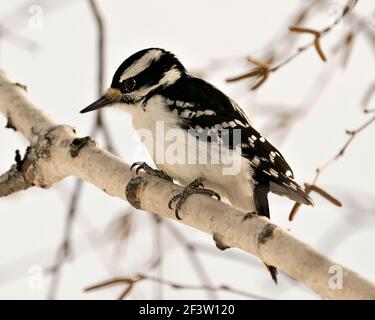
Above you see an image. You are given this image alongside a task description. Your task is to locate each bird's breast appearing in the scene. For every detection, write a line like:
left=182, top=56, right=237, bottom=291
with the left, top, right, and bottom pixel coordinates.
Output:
left=130, top=95, right=255, bottom=211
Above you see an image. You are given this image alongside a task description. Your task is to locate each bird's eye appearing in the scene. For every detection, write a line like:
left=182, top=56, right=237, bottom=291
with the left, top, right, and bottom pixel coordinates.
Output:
left=121, top=78, right=136, bottom=93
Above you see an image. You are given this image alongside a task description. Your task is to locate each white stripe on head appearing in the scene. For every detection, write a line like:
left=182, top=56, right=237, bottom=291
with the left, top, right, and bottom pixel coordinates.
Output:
left=132, top=66, right=182, bottom=98
left=120, top=49, right=163, bottom=80
left=159, top=67, right=181, bottom=86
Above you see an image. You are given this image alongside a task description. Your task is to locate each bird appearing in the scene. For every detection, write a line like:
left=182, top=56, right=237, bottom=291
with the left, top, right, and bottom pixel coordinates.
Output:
left=81, top=48, right=314, bottom=283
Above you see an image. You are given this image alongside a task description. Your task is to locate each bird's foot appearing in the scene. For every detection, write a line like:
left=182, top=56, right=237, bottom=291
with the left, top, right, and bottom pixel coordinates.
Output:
left=168, top=177, right=221, bottom=220
left=131, top=161, right=173, bottom=182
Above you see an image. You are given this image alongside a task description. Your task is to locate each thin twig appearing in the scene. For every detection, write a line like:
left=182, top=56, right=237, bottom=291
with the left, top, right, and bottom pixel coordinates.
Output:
left=227, top=0, right=359, bottom=89
left=275, top=0, right=358, bottom=69
left=88, top=0, right=116, bottom=153
left=163, top=220, right=220, bottom=300
left=289, top=114, right=375, bottom=221
left=0, top=24, right=38, bottom=52
left=46, top=0, right=116, bottom=299
left=47, top=180, right=83, bottom=299
left=305, top=183, right=342, bottom=207
left=85, top=273, right=269, bottom=300
left=152, top=215, right=163, bottom=299
left=362, top=81, right=375, bottom=114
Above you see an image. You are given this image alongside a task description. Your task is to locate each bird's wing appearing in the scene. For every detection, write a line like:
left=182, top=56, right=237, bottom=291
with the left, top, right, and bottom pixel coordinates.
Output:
left=159, top=76, right=313, bottom=206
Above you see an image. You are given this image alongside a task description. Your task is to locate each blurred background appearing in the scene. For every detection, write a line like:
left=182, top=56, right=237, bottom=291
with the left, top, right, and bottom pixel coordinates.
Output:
left=0, top=0, right=374, bottom=299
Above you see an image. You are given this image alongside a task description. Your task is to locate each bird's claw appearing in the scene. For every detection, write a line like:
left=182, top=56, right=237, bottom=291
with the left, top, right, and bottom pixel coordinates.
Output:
left=130, top=161, right=173, bottom=182
left=168, top=178, right=221, bottom=220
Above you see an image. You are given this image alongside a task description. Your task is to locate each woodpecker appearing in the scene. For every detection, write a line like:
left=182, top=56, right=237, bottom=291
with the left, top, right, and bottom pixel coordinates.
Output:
left=81, top=48, right=313, bottom=283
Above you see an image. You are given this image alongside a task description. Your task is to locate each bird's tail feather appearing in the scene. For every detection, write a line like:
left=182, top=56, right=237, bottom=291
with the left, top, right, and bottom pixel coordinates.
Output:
left=269, top=179, right=314, bottom=206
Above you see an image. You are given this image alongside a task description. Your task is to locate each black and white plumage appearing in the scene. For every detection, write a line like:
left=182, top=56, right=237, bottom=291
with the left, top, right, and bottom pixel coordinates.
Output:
left=157, top=76, right=313, bottom=217
left=81, top=48, right=313, bottom=282
left=81, top=48, right=312, bottom=215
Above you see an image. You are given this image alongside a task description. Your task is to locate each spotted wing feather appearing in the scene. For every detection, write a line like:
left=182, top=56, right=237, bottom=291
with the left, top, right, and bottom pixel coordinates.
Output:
left=158, top=76, right=313, bottom=207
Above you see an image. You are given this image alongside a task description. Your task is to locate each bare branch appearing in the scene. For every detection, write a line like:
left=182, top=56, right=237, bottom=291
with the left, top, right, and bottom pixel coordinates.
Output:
left=163, top=220, right=220, bottom=299
left=362, top=81, right=375, bottom=114
left=85, top=273, right=269, bottom=300
left=227, top=0, right=359, bottom=89
left=289, top=114, right=375, bottom=221
left=308, top=184, right=342, bottom=207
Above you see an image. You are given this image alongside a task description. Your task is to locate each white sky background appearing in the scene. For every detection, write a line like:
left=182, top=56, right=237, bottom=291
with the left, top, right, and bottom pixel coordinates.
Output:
left=0, top=0, right=374, bottom=299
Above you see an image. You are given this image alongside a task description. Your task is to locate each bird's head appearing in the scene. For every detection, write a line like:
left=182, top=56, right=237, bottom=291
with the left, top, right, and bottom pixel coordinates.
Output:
left=80, top=48, right=185, bottom=114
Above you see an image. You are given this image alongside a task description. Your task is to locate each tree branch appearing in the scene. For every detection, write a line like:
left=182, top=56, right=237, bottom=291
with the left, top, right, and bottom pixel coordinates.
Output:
left=1, top=69, right=375, bottom=300
left=0, top=148, right=34, bottom=196
left=226, top=0, right=359, bottom=89
left=85, top=273, right=269, bottom=300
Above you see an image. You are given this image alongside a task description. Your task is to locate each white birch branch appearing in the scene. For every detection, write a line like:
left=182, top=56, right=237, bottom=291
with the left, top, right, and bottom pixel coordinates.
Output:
left=0, top=69, right=374, bottom=300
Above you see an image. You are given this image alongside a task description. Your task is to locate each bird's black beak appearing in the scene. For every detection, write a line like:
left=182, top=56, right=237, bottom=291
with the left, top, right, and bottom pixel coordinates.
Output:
left=80, top=88, right=123, bottom=114
left=80, top=96, right=112, bottom=114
